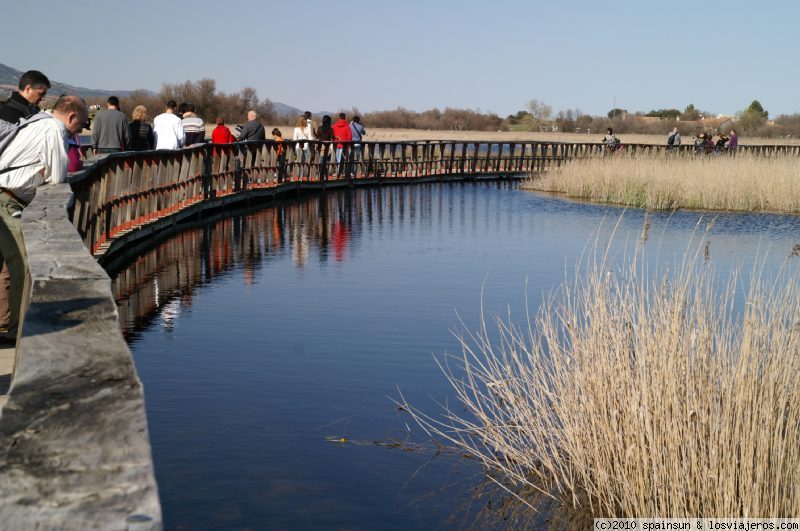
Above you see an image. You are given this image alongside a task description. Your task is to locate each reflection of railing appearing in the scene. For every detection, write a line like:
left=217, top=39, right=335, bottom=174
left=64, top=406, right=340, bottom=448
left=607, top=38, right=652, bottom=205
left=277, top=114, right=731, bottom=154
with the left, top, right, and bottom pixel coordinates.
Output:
left=71, top=139, right=800, bottom=259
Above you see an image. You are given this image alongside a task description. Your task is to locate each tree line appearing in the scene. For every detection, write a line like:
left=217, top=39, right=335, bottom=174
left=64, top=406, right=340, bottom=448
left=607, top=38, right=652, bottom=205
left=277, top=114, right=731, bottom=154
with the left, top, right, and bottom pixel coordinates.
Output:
left=86, top=78, right=800, bottom=138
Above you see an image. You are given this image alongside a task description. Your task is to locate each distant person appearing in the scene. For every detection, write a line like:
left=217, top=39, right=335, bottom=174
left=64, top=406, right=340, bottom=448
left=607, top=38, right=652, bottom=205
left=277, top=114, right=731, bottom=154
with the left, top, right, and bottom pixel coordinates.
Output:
left=602, top=127, right=619, bottom=146
left=153, top=100, right=185, bottom=150
left=211, top=116, right=236, bottom=144
left=303, top=111, right=317, bottom=141
left=292, top=116, right=311, bottom=162
left=332, top=112, right=352, bottom=175
left=177, top=102, right=188, bottom=119
left=316, top=115, right=334, bottom=180
left=128, top=105, right=155, bottom=151
left=181, top=104, right=205, bottom=145
left=714, top=131, right=729, bottom=154
left=272, top=128, right=287, bottom=182
left=0, top=95, right=88, bottom=343
left=666, top=126, right=680, bottom=150
left=92, top=96, right=129, bottom=153
left=727, top=129, right=738, bottom=151
left=237, top=110, right=265, bottom=142
left=0, top=70, right=50, bottom=124
left=349, top=115, right=366, bottom=166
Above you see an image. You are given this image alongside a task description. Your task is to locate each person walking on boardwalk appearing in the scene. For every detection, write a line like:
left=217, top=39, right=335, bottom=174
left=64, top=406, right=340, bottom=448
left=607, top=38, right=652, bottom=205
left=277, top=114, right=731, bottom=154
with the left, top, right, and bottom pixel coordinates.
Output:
left=332, top=113, right=352, bottom=176
left=316, top=115, right=334, bottom=181
left=153, top=100, right=185, bottom=150
left=128, top=105, right=155, bottom=151
left=727, top=129, right=738, bottom=152
left=272, top=128, right=287, bottom=183
left=211, top=116, right=236, bottom=144
left=181, top=104, right=205, bottom=145
left=0, top=95, right=88, bottom=343
left=0, top=70, right=50, bottom=125
left=349, top=115, right=366, bottom=174
left=92, top=96, right=130, bottom=153
left=292, top=116, right=311, bottom=164
left=237, top=110, right=265, bottom=142
left=666, top=126, right=680, bottom=150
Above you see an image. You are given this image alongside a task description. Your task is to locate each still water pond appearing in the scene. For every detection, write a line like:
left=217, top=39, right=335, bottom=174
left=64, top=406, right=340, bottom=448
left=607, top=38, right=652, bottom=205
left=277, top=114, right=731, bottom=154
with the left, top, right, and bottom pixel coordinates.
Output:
left=109, top=182, right=800, bottom=530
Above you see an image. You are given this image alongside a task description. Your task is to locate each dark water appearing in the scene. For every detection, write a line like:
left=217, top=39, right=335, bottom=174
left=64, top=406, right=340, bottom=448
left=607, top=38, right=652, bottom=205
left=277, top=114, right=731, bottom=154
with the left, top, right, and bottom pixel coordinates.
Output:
left=109, top=182, right=800, bottom=530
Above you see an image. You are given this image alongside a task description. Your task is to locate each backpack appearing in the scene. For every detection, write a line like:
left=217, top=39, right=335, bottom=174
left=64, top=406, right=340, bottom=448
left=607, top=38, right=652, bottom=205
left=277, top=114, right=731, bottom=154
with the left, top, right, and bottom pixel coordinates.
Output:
left=0, top=112, right=53, bottom=175
left=667, top=133, right=676, bottom=146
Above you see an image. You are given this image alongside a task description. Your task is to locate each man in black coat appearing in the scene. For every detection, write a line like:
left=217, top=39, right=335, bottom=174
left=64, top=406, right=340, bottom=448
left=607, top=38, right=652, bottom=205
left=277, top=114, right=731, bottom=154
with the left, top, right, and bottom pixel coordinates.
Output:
left=0, top=70, right=50, bottom=124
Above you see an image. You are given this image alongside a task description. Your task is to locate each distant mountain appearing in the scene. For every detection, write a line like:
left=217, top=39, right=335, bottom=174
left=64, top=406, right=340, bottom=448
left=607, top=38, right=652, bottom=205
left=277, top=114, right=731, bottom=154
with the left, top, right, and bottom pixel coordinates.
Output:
left=0, top=61, right=326, bottom=118
left=0, top=61, right=144, bottom=100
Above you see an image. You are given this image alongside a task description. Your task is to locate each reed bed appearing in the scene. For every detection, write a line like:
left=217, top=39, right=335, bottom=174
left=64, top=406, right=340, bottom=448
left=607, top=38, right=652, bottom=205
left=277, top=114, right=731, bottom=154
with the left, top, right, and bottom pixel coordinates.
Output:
left=527, top=153, right=800, bottom=213
left=400, top=229, right=800, bottom=518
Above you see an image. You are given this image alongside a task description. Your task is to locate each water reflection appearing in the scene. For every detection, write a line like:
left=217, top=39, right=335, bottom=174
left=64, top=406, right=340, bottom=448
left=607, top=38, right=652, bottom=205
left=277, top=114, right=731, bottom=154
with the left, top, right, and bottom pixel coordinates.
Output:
left=108, top=182, right=800, bottom=530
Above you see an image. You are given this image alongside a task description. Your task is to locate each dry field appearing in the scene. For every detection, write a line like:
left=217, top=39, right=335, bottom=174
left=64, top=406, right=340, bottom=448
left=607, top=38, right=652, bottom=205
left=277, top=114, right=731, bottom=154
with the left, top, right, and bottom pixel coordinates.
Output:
left=526, top=153, right=800, bottom=213
left=401, top=232, right=800, bottom=518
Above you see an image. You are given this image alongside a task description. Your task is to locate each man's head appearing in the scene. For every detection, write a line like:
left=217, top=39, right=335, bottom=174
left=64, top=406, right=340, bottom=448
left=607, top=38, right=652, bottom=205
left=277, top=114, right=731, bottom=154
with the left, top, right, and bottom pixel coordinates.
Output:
left=166, top=100, right=177, bottom=113
left=339, top=112, right=346, bottom=120
left=186, top=103, right=196, bottom=114
left=18, top=70, right=51, bottom=106
left=52, top=95, right=89, bottom=136
left=247, top=110, right=257, bottom=122
left=304, top=111, right=312, bottom=120
left=107, top=95, right=120, bottom=109
left=352, top=115, right=361, bottom=124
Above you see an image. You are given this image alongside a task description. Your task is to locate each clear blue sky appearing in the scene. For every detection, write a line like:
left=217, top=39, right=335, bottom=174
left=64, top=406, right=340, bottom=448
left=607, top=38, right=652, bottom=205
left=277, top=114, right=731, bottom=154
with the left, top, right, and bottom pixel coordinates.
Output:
left=3, top=0, right=795, bottom=118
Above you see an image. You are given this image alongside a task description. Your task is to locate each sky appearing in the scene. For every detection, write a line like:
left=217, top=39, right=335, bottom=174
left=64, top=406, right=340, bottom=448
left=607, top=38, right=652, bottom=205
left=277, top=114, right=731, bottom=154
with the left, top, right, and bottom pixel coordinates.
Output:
left=2, top=0, right=796, bottom=118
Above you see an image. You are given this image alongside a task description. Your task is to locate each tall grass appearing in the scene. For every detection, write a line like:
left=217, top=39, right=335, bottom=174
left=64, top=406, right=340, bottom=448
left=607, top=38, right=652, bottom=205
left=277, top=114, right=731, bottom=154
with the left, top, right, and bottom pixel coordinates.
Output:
left=400, top=226, right=800, bottom=518
left=526, top=153, right=800, bottom=213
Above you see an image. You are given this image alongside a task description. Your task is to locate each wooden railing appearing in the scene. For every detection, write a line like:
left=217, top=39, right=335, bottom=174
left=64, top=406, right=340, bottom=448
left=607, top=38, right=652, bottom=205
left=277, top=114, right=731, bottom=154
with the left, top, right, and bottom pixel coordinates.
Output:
left=69, top=139, right=800, bottom=258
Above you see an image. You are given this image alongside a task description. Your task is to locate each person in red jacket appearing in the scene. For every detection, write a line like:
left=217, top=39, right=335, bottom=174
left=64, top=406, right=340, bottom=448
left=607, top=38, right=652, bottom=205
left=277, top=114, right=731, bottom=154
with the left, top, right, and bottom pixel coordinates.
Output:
left=332, top=112, right=352, bottom=176
left=211, top=116, right=236, bottom=144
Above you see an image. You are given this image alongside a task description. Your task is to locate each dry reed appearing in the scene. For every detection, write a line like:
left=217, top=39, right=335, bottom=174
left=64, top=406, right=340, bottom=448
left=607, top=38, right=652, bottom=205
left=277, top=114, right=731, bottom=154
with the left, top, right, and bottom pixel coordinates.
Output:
left=400, top=226, right=800, bottom=518
left=527, top=153, right=800, bottom=213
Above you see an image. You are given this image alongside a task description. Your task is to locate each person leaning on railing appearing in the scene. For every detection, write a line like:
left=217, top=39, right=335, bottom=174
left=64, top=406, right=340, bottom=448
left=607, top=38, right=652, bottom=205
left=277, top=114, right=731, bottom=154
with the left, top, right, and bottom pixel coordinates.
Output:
left=0, top=95, right=88, bottom=344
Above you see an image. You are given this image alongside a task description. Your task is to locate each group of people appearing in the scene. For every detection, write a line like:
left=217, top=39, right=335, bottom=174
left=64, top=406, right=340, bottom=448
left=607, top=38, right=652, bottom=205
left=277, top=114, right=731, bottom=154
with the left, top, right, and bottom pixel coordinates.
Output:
left=601, top=126, right=740, bottom=155
left=268, top=112, right=367, bottom=181
left=0, top=69, right=89, bottom=344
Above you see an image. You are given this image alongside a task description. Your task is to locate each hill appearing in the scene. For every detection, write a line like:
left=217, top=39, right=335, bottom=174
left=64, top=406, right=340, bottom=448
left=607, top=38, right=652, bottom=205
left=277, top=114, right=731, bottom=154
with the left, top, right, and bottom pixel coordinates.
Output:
left=0, top=61, right=143, bottom=100
left=0, top=61, right=328, bottom=118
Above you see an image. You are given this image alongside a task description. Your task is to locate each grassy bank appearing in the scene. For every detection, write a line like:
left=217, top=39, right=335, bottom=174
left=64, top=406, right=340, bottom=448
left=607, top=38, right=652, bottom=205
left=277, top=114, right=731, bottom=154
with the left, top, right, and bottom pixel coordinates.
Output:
left=401, top=232, right=800, bottom=518
left=525, top=153, right=800, bottom=213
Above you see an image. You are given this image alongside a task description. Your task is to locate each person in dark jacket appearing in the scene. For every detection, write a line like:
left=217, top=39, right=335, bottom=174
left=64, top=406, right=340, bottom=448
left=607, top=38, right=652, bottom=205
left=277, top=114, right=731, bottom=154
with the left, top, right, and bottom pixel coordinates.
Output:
left=128, top=105, right=155, bottom=151
left=316, top=115, right=334, bottom=181
left=237, top=110, right=265, bottom=142
left=0, top=70, right=50, bottom=124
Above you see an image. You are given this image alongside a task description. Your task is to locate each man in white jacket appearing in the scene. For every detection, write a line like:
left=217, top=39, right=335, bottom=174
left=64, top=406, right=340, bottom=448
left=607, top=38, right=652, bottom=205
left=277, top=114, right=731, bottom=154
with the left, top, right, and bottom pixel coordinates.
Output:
left=153, top=100, right=185, bottom=150
left=0, top=95, right=88, bottom=342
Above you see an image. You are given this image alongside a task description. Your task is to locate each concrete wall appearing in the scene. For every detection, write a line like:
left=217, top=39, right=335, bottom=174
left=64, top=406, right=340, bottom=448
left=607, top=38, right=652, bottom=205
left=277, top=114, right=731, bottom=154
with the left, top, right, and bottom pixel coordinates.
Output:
left=0, top=182, right=161, bottom=530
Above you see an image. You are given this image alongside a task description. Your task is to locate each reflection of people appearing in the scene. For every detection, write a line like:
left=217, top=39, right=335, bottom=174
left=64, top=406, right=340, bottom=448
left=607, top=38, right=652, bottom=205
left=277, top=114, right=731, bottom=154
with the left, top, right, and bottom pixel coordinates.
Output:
left=0, top=95, right=88, bottom=343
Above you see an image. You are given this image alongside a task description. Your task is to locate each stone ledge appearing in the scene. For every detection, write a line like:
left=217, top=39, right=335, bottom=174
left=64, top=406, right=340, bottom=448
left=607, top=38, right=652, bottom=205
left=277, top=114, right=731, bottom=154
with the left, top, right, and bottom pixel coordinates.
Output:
left=0, top=183, right=162, bottom=530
